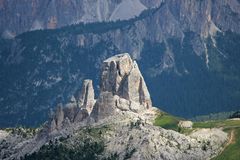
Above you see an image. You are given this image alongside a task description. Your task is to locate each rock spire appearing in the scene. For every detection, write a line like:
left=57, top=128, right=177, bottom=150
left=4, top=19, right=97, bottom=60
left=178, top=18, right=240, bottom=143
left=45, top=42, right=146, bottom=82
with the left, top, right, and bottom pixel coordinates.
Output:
left=49, top=53, right=152, bottom=130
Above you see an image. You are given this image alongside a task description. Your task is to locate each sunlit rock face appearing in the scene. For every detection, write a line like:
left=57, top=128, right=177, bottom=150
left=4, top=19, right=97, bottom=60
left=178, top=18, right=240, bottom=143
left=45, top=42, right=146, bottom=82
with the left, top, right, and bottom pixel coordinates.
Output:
left=91, top=53, right=152, bottom=121
left=100, top=53, right=152, bottom=108
left=76, top=79, right=95, bottom=114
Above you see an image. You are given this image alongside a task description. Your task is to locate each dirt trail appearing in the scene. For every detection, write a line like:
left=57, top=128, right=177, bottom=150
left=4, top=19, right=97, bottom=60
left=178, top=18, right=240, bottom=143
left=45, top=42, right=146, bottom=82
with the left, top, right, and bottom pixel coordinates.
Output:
left=227, top=130, right=235, bottom=145
left=212, top=126, right=240, bottom=159
left=219, top=129, right=235, bottom=155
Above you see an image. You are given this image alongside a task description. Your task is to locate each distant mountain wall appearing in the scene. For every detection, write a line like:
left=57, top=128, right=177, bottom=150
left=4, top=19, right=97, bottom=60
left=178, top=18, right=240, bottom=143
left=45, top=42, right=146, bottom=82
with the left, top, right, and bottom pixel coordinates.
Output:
left=0, top=0, right=165, bottom=36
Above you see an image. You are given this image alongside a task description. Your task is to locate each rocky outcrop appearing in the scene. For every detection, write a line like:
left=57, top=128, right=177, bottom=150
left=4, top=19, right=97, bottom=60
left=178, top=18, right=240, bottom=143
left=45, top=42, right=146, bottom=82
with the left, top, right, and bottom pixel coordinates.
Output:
left=48, top=79, right=96, bottom=131
left=178, top=121, right=193, bottom=129
left=92, top=53, right=152, bottom=121
left=91, top=92, right=118, bottom=120
left=54, top=105, right=64, bottom=130
left=76, top=79, right=95, bottom=114
left=101, top=53, right=152, bottom=108
left=49, top=53, right=152, bottom=129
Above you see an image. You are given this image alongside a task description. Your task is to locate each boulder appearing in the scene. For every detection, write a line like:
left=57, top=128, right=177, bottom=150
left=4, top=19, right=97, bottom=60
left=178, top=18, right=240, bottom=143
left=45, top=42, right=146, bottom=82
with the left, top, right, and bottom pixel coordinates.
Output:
left=178, top=121, right=193, bottom=129
left=91, top=53, right=153, bottom=121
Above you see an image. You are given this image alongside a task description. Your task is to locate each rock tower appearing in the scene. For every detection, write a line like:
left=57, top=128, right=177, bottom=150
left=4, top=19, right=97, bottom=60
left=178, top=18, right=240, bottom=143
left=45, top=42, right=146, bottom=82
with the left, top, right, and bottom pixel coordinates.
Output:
left=49, top=53, right=152, bottom=131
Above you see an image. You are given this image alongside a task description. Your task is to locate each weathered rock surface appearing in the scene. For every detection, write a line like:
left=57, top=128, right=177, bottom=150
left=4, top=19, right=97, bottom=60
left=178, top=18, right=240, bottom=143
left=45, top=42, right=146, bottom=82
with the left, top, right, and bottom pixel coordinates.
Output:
left=178, top=121, right=193, bottom=129
left=91, top=92, right=118, bottom=121
left=48, top=53, right=152, bottom=128
left=91, top=53, right=152, bottom=121
left=76, top=79, right=95, bottom=114
left=54, top=105, right=64, bottom=130
left=101, top=53, right=152, bottom=108
left=0, top=0, right=153, bottom=36
left=104, top=122, right=227, bottom=160
left=48, top=79, right=95, bottom=131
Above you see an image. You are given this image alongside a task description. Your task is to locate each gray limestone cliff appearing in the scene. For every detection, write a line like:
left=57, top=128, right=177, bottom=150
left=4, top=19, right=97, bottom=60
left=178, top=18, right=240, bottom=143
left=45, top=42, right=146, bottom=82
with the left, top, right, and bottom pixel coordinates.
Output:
left=49, top=53, right=152, bottom=129
left=0, top=0, right=158, bottom=36
left=100, top=53, right=152, bottom=108
left=76, top=79, right=95, bottom=114
left=1, top=0, right=239, bottom=38
left=92, top=53, right=152, bottom=120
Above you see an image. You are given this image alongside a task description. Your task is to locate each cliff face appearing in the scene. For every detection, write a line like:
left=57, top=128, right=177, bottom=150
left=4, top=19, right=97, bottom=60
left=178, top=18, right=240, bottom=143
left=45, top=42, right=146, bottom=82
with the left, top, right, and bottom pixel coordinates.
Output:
left=1, top=0, right=239, bottom=37
left=0, top=0, right=155, bottom=36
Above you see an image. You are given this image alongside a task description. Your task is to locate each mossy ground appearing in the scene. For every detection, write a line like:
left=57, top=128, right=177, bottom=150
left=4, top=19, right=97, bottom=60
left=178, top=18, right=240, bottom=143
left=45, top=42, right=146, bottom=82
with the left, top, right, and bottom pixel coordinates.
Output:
left=153, top=113, right=181, bottom=131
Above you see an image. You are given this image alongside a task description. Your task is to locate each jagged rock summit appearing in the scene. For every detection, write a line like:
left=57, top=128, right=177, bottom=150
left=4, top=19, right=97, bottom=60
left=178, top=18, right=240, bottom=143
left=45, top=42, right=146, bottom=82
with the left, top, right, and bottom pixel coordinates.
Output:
left=49, top=53, right=152, bottom=131
left=92, top=53, right=152, bottom=120
left=101, top=53, right=152, bottom=108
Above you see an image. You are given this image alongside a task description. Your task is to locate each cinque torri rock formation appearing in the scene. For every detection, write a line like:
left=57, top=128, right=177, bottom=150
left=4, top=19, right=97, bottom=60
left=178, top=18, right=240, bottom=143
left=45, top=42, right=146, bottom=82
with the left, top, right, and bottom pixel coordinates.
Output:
left=0, top=53, right=228, bottom=160
left=48, top=53, right=153, bottom=132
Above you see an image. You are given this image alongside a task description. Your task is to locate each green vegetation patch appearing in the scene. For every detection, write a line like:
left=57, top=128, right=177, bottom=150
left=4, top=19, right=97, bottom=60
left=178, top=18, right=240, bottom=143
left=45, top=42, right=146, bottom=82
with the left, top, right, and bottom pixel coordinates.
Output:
left=23, top=138, right=104, bottom=160
left=154, top=113, right=181, bottom=131
left=4, top=127, right=38, bottom=138
left=23, top=125, right=112, bottom=160
left=193, top=119, right=240, bottom=129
